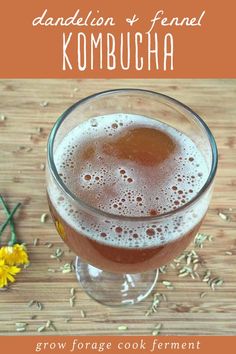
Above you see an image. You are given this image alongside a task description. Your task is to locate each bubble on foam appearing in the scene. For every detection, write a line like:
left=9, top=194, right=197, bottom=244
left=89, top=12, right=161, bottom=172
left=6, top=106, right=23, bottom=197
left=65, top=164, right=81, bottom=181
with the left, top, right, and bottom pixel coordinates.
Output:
left=48, top=113, right=210, bottom=249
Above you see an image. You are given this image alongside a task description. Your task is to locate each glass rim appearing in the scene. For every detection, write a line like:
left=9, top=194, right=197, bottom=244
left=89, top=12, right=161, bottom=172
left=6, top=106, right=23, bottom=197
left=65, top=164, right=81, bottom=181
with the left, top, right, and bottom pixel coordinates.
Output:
left=47, top=88, right=218, bottom=222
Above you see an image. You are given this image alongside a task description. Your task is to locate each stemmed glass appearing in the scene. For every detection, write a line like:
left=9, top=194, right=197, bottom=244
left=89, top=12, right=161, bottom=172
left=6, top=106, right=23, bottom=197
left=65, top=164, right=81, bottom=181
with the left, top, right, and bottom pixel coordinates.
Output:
left=46, top=89, right=217, bottom=306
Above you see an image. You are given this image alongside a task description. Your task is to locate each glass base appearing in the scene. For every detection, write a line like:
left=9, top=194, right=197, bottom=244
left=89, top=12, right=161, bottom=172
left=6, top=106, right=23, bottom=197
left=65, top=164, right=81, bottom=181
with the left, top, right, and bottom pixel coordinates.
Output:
left=75, top=256, right=159, bottom=307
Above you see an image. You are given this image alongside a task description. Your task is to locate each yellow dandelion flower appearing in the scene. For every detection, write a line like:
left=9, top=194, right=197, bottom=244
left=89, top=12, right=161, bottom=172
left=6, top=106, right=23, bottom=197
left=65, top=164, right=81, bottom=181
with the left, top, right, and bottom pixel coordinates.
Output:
left=0, top=244, right=29, bottom=266
left=0, top=259, right=21, bottom=288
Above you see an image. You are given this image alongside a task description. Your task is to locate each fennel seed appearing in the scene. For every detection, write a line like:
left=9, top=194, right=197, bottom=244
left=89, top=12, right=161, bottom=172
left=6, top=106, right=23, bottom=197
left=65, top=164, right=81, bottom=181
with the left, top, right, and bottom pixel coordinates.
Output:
left=194, top=233, right=212, bottom=248
left=154, top=323, right=162, bottom=330
left=45, top=242, right=53, bottom=248
left=48, top=268, right=56, bottom=272
left=162, top=280, right=172, bottom=286
left=33, top=238, right=39, bottom=246
left=40, top=101, right=48, bottom=107
left=218, top=212, right=229, bottom=221
left=152, top=330, right=160, bottom=336
left=159, top=266, right=167, bottom=274
left=40, top=213, right=48, bottom=223
left=80, top=309, right=86, bottom=318
left=16, top=322, right=28, bottom=327
left=69, top=297, right=75, bottom=307
left=27, top=300, right=36, bottom=307
left=118, top=325, right=128, bottom=331
left=16, top=327, right=27, bottom=332
left=46, top=320, right=51, bottom=328
left=37, top=325, right=46, bottom=332
left=36, top=301, right=43, bottom=310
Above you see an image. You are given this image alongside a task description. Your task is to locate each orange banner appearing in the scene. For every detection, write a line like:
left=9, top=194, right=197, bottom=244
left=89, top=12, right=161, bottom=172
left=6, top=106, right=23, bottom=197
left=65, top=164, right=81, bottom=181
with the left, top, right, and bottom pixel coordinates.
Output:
left=0, top=0, right=235, bottom=78
left=1, top=336, right=236, bottom=354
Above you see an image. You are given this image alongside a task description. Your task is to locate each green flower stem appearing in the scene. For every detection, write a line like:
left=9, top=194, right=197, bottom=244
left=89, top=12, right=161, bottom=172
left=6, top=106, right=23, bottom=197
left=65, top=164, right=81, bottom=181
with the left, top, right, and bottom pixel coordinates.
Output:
left=0, top=195, right=21, bottom=245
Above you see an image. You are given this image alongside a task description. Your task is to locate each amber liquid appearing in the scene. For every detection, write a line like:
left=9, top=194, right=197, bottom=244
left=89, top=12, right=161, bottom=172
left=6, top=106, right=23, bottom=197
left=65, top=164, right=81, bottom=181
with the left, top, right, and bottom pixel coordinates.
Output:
left=48, top=114, right=208, bottom=273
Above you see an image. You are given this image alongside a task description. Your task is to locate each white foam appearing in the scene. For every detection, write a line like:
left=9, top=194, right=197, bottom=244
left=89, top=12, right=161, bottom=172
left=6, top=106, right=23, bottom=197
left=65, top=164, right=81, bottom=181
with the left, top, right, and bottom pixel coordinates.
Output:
left=48, top=113, right=210, bottom=248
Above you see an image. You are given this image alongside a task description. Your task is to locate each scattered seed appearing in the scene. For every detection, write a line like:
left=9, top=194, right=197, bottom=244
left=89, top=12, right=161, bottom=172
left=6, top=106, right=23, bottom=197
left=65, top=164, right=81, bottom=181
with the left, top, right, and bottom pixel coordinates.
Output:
left=48, top=268, right=56, bottom=272
left=37, top=325, right=46, bottom=332
left=174, top=255, right=185, bottom=263
left=200, top=292, right=207, bottom=298
left=40, top=213, right=48, bottom=223
left=37, top=127, right=43, bottom=133
left=24, top=263, right=30, bottom=269
left=49, top=322, right=57, bottom=331
left=16, top=327, right=27, bottom=332
left=162, top=280, right=173, bottom=289
left=152, top=330, right=160, bottom=336
left=162, top=280, right=171, bottom=286
left=179, top=267, right=188, bottom=274
left=26, top=147, right=32, bottom=152
left=193, top=263, right=198, bottom=271
left=61, top=263, right=72, bottom=273
left=40, top=163, right=45, bottom=171
left=1, top=114, right=6, bottom=121
left=193, top=258, right=200, bottom=264
left=51, top=248, right=64, bottom=261
left=16, top=322, right=28, bottom=327
left=225, top=251, right=233, bottom=255
left=167, top=285, right=174, bottom=290
left=154, top=323, right=162, bottom=330
left=178, top=271, right=189, bottom=278
left=27, top=300, right=36, bottom=307
left=46, top=320, right=52, bottom=328
left=45, top=242, right=53, bottom=248
left=161, top=293, right=167, bottom=301
left=36, top=301, right=43, bottom=310
left=218, top=212, right=229, bottom=221
left=70, top=288, right=75, bottom=296
left=194, top=233, right=212, bottom=248
left=186, top=256, right=192, bottom=265
left=202, top=270, right=211, bottom=282
left=118, top=325, right=128, bottom=331
left=159, top=266, right=167, bottom=274
left=214, top=279, right=224, bottom=287
left=33, top=238, right=39, bottom=246
left=40, top=101, right=48, bottom=107
left=65, top=318, right=71, bottom=323
left=202, top=277, right=210, bottom=282
left=80, top=309, right=86, bottom=318
left=69, top=297, right=75, bottom=307
left=146, top=292, right=164, bottom=316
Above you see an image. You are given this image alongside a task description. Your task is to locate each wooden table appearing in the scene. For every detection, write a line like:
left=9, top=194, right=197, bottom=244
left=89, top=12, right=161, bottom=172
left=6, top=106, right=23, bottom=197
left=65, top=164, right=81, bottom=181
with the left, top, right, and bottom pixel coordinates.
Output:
left=0, top=79, right=235, bottom=336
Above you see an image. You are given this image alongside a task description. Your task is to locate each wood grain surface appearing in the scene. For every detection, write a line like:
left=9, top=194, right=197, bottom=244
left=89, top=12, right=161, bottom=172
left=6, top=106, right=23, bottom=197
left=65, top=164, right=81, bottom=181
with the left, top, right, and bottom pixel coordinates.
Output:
left=0, top=79, right=235, bottom=336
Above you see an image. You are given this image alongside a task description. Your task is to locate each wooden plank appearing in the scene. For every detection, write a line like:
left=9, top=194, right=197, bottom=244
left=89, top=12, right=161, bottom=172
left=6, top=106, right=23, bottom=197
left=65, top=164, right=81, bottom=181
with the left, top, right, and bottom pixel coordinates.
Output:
left=0, top=79, right=236, bottom=335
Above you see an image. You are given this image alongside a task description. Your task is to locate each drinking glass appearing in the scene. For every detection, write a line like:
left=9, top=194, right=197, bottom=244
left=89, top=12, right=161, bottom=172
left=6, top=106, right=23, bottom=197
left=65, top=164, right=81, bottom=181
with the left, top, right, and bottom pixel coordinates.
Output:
left=46, top=89, right=218, bottom=306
